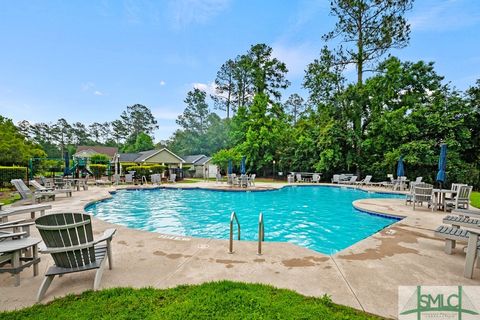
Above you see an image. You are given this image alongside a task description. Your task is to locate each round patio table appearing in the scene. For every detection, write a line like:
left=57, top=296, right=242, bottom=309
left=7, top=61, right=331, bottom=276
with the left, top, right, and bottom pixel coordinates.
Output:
left=0, top=237, right=41, bottom=286
left=433, top=189, right=457, bottom=211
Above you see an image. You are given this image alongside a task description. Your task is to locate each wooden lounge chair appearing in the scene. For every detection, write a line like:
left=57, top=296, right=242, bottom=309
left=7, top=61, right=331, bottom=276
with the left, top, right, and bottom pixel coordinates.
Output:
left=168, top=173, right=176, bottom=183
left=445, top=185, right=473, bottom=211
left=464, top=229, right=480, bottom=278
left=0, top=220, right=41, bottom=286
left=354, top=175, right=372, bottom=186
left=312, top=173, right=320, bottom=183
left=11, top=179, right=55, bottom=203
left=35, top=213, right=116, bottom=301
left=434, top=225, right=472, bottom=254
left=249, top=174, right=256, bottom=186
left=125, top=173, right=134, bottom=184
left=331, top=175, right=340, bottom=183
left=0, top=203, right=52, bottom=222
left=296, top=173, right=304, bottom=183
left=339, top=176, right=357, bottom=185
left=30, top=180, right=72, bottom=197
left=412, top=184, right=434, bottom=210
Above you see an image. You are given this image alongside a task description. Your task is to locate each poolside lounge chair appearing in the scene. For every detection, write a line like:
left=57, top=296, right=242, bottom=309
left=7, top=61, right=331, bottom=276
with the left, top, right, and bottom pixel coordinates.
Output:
left=434, top=225, right=472, bottom=254
left=445, top=185, right=473, bottom=211
left=464, top=229, right=480, bottom=278
left=215, top=173, right=222, bottom=184
left=30, top=180, right=72, bottom=197
left=11, top=179, right=55, bottom=203
left=331, top=175, right=340, bottom=183
left=412, top=184, right=434, bottom=210
left=168, top=174, right=176, bottom=183
left=125, top=173, right=134, bottom=184
left=249, top=174, right=256, bottom=186
left=339, top=176, right=357, bottom=185
left=354, top=175, right=372, bottom=186
left=35, top=213, right=116, bottom=301
left=0, top=203, right=52, bottom=222
left=1, top=220, right=41, bottom=286
left=151, top=174, right=161, bottom=185
left=312, top=173, right=320, bottom=183
left=296, top=173, right=304, bottom=183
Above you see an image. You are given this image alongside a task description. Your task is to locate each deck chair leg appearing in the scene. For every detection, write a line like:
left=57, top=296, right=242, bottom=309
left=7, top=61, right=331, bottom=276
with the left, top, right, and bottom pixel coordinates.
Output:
left=107, top=239, right=113, bottom=270
left=94, top=258, right=107, bottom=290
left=445, top=240, right=455, bottom=254
left=37, top=275, right=55, bottom=302
left=12, top=251, right=21, bottom=287
left=464, top=234, right=479, bottom=279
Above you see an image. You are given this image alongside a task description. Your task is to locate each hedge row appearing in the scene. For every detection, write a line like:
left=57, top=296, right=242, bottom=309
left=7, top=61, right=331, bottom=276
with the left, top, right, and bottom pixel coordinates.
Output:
left=0, top=166, right=27, bottom=187
left=90, top=164, right=107, bottom=179
left=124, top=165, right=167, bottom=178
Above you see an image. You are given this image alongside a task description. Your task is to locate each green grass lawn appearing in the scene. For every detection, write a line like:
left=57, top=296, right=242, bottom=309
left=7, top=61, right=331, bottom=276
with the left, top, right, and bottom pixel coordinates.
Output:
left=0, top=188, right=21, bottom=205
left=471, top=191, right=480, bottom=209
left=0, top=281, right=380, bottom=320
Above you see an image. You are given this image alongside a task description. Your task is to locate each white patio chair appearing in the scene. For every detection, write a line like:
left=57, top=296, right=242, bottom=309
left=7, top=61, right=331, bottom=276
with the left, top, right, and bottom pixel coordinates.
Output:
left=446, top=185, right=473, bottom=211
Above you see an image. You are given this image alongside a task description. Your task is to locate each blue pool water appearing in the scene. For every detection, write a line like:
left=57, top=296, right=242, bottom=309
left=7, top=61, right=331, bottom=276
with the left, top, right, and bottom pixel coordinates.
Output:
left=85, top=186, right=402, bottom=254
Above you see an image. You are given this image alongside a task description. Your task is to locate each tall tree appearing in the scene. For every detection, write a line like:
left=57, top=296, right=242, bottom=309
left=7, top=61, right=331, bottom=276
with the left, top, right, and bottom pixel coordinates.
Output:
left=111, top=119, right=128, bottom=145
left=324, top=0, right=413, bottom=85
left=244, top=43, right=290, bottom=101
left=176, top=88, right=211, bottom=134
left=212, top=59, right=236, bottom=119
left=120, top=104, right=158, bottom=139
left=89, top=122, right=103, bottom=144
left=284, top=94, right=305, bottom=124
left=323, top=0, right=413, bottom=173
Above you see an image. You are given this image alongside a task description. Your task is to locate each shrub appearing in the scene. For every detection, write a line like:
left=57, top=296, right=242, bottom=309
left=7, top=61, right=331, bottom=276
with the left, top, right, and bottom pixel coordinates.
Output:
left=0, top=166, right=27, bottom=187
left=89, top=164, right=107, bottom=179
left=90, top=154, right=110, bottom=164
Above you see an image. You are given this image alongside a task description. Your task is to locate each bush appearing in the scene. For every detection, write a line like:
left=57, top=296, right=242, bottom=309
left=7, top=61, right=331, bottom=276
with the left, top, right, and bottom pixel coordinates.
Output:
left=90, top=154, right=110, bottom=164
left=0, top=166, right=27, bottom=187
left=89, top=164, right=107, bottom=179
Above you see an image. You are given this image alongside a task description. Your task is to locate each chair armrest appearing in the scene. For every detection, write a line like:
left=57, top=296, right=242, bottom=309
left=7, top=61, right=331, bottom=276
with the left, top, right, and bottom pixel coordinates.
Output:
left=0, top=222, right=34, bottom=230
left=0, top=231, right=27, bottom=240
left=93, top=228, right=117, bottom=244
left=0, top=219, right=27, bottom=227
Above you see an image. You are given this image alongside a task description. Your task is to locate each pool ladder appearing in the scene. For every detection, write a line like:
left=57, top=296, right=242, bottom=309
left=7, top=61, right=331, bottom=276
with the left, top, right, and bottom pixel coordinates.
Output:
left=228, top=211, right=265, bottom=255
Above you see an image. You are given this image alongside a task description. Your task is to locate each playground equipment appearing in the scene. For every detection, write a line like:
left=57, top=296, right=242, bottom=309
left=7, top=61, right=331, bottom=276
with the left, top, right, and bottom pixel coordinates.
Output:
left=28, top=152, right=111, bottom=181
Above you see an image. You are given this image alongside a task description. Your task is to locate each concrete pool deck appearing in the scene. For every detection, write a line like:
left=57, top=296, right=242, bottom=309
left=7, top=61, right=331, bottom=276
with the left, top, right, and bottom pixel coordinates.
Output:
left=1, top=181, right=479, bottom=318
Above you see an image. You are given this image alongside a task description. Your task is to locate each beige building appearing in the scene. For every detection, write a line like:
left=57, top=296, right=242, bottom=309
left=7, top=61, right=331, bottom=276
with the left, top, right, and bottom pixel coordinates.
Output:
left=115, top=148, right=185, bottom=175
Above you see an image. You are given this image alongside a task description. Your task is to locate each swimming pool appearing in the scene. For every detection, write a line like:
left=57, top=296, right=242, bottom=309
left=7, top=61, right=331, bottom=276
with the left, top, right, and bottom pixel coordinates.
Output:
left=85, top=186, right=402, bottom=254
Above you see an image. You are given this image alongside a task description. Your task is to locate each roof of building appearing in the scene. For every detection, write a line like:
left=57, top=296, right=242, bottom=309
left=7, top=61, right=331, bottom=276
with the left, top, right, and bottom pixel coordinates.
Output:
left=117, top=148, right=185, bottom=163
left=183, top=154, right=207, bottom=164
left=196, top=157, right=211, bottom=165
left=74, top=146, right=118, bottom=158
left=118, top=153, right=140, bottom=162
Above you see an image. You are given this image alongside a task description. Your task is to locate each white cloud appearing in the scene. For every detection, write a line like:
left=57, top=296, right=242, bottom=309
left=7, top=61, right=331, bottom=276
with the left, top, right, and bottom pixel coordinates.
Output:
left=168, top=0, right=230, bottom=29
left=193, top=82, right=217, bottom=95
left=160, top=80, right=166, bottom=86
left=81, top=82, right=105, bottom=96
left=409, top=0, right=480, bottom=31
left=81, top=82, right=95, bottom=91
left=272, top=42, right=319, bottom=78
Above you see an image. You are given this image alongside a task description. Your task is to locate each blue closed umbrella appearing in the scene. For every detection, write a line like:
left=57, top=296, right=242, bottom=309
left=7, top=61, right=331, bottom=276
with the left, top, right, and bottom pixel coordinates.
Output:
left=228, top=159, right=233, bottom=175
left=64, top=152, right=70, bottom=176
left=396, top=156, right=405, bottom=178
left=436, top=144, right=447, bottom=184
left=240, top=156, right=246, bottom=175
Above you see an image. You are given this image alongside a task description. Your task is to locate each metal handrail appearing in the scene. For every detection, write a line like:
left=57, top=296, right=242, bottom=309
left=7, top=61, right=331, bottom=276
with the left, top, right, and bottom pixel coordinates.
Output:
left=229, top=211, right=241, bottom=254
left=258, top=212, right=264, bottom=255
left=142, top=176, right=147, bottom=185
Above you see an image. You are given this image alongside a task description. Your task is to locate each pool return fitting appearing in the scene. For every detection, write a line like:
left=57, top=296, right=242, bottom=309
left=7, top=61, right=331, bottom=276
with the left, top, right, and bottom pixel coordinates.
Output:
left=228, top=211, right=265, bottom=255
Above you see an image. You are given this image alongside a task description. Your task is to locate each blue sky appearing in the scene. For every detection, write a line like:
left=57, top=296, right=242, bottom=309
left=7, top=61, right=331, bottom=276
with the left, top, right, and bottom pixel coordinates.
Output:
left=0, top=0, right=479, bottom=141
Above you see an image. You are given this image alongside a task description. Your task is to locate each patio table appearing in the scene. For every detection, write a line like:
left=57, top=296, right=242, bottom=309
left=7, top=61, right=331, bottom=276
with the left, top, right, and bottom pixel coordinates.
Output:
left=0, top=237, right=41, bottom=286
left=433, top=189, right=457, bottom=211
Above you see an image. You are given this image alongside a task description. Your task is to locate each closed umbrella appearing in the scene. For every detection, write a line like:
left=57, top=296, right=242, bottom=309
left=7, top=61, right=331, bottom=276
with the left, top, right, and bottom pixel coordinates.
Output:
left=64, top=152, right=70, bottom=176
left=396, top=156, right=405, bottom=178
left=240, top=156, right=246, bottom=175
left=436, top=144, right=447, bottom=188
left=228, top=159, right=233, bottom=175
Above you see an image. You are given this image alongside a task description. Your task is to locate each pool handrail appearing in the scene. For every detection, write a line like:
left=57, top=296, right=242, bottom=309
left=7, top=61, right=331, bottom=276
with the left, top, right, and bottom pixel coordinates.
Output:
left=258, top=212, right=264, bottom=255
left=229, top=211, right=241, bottom=254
